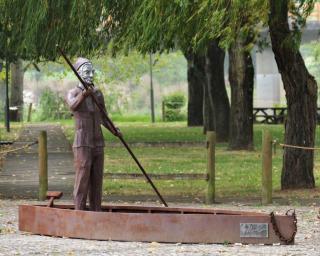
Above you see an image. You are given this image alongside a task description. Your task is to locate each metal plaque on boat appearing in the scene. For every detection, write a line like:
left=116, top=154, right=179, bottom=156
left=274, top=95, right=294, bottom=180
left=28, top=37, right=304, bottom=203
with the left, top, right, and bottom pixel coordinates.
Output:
left=240, top=223, right=268, bottom=238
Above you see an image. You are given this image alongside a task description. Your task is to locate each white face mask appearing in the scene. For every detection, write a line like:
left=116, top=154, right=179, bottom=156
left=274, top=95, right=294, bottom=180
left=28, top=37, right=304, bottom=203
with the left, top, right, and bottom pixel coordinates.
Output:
left=79, top=63, right=95, bottom=84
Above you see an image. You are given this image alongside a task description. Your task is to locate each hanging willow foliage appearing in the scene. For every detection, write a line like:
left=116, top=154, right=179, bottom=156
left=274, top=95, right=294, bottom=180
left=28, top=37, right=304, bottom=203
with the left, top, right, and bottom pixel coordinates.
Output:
left=0, top=0, right=317, bottom=62
left=0, top=0, right=104, bottom=62
left=102, top=0, right=316, bottom=55
left=101, top=0, right=266, bottom=55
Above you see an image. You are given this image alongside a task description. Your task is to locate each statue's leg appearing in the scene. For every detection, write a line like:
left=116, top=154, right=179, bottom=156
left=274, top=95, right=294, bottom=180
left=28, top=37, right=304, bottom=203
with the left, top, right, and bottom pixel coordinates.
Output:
left=89, top=147, right=104, bottom=211
left=73, top=147, right=92, bottom=210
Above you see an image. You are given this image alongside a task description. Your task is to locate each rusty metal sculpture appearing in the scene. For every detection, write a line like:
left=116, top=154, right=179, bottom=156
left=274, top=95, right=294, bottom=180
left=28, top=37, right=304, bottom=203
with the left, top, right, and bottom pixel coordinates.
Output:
left=57, top=45, right=167, bottom=207
left=19, top=192, right=297, bottom=244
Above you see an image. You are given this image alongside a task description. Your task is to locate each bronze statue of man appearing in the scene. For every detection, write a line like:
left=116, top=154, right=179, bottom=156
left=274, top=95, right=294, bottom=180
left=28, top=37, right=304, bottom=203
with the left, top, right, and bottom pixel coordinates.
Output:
left=66, top=57, right=120, bottom=211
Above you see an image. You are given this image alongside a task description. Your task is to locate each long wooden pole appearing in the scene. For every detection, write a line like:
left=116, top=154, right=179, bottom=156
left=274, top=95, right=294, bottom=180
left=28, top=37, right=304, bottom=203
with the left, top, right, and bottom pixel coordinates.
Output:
left=57, top=45, right=168, bottom=207
left=149, top=53, right=155, bottom=123
left=5, top=60, right=10, bottom=132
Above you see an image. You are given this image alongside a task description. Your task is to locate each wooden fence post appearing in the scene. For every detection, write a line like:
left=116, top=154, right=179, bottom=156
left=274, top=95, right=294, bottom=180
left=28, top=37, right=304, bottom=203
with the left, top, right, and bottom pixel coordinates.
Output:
left=262, top=130, right=272, bottom=204
left=39, top=130, right=48, bottom=201
left=206, top=131, right=216, bottom=204
left=27, top=103, right=32, bottom=122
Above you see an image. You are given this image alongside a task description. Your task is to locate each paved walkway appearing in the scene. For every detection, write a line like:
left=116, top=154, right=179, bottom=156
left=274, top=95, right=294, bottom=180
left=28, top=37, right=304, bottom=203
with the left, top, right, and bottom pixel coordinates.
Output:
left=0, top=124, right=74, bottom=199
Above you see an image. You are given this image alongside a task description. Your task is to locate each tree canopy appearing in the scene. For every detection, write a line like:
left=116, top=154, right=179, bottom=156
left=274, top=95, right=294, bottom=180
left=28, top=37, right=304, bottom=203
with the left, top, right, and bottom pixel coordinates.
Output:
left=103, top=0, right=269, bottom=55
left=0, top=0, right=105, bottom=62
left=0, top=0, right=317, bottom=62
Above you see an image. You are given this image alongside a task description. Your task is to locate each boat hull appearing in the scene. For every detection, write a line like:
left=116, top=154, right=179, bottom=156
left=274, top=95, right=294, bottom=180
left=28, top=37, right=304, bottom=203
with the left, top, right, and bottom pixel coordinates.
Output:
left=19, top=204, right=296, bottom=244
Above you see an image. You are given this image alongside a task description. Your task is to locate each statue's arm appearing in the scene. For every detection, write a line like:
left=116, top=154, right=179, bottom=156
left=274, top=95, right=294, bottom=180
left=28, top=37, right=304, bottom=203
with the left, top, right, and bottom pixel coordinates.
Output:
left=66, top=88, right=85, bottom=111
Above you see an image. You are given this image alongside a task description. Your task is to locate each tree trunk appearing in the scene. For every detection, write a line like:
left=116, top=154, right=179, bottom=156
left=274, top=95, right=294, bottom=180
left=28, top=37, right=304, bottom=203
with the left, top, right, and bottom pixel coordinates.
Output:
left=203, top=59, right=215, bottom=132
left=205, top=40, right=230, bottom=142
left=228, top=37, right=254, bottom=150
left=269, top=0, right=317, bottom=189
left=10, top=59, right=24, bottom=121
left=184, top=53, right=215, bottom=133
left=184, top=52, right=204, bottom=126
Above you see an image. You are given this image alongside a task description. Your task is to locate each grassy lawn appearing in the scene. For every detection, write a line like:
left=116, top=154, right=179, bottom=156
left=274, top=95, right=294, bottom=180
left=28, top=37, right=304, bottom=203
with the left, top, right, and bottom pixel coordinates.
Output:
left=2, top=120, right=320, bottom=203
left=0, top=123, right=22, bottom=142
left=61, top=119, right=205, bottom=143
left=62, top=120, right=320, bottom=203
left=0, top=123, right=23, bottom=168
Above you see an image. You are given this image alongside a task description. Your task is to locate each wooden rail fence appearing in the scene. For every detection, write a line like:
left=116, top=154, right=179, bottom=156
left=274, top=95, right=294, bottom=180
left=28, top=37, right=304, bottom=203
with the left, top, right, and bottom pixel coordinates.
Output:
left=36, top=129, right=278, bottom=205
left=103, top=173, right=206, bottom=180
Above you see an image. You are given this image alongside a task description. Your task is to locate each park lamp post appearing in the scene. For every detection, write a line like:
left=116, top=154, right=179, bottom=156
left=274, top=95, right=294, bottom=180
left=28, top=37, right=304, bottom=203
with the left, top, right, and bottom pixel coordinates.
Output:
left=5, top=59, right=10, bottom=132
left=149, top=53, right=155, bottom=123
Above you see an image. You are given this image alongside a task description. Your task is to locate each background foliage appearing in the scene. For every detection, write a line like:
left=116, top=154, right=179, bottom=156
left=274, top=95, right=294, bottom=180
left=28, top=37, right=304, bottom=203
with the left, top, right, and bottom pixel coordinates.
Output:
left=35, top=88, right=69, bottom=121
left=163, top=92, right=186, bottom=121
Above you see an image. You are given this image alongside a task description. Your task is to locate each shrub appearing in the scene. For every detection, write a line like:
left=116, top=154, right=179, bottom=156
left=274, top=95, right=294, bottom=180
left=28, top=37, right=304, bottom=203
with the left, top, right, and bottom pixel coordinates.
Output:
left=163, top=92, right=186, bottom=121
left=36, top=89, right=70, bottom=121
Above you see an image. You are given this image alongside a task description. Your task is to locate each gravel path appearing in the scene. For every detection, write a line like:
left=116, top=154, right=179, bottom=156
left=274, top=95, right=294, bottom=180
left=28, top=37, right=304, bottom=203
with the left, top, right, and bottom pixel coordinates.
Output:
left=0, top=199, right=319, bottom=256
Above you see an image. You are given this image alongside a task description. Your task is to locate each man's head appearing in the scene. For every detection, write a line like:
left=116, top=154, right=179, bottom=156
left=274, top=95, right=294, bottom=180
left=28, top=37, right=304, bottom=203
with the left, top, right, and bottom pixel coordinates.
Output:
left=74, top=57, right=95, bottom=85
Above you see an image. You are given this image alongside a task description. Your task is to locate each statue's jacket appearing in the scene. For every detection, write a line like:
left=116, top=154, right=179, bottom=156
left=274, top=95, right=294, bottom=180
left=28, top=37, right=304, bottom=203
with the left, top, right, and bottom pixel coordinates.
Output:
left=66, top=86, right=111, bottom=148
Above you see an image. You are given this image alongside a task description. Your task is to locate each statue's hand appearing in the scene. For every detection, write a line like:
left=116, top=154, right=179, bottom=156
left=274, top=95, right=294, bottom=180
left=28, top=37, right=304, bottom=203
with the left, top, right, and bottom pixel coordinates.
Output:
left=113, top=127, right=122, bottom=137
left=82, top=88, right=93, bottom=97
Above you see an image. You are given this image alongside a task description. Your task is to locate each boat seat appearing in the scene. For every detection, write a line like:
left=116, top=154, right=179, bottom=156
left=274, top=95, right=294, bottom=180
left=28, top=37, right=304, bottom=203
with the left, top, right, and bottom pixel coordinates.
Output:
left=46, top=191, right=63, bottom=207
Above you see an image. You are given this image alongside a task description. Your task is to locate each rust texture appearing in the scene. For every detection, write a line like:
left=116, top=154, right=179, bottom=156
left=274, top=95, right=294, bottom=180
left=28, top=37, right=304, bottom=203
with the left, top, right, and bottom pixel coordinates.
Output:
left=19, top=204, right=296, bottom=244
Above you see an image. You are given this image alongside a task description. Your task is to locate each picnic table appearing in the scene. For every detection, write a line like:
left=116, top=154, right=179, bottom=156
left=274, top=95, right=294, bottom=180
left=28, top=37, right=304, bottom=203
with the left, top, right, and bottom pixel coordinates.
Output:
left=253, top=107, right=320, bottom=124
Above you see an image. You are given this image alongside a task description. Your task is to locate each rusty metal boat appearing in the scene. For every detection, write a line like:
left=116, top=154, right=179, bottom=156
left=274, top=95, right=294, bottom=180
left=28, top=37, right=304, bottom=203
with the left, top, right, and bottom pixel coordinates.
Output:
left=18, top=192, right=297, bottom=244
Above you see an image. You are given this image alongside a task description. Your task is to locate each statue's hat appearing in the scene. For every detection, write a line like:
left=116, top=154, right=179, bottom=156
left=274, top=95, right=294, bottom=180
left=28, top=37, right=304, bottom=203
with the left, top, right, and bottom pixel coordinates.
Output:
left=73, top=57, right=91, bottom=71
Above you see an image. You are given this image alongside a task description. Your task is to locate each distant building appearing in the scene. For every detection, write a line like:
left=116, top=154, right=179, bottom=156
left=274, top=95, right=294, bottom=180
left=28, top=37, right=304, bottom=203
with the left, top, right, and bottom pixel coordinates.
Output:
left=254, top=3, right=320, bottom=107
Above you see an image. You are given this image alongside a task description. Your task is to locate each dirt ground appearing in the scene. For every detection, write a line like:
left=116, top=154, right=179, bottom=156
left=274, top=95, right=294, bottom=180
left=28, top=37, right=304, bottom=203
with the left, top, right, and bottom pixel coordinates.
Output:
left=0, top=199, right=319, bottom=256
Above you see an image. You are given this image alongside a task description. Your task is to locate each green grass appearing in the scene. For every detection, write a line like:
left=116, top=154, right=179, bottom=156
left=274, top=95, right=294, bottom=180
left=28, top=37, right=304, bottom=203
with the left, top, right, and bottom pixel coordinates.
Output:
left=61, top=121, right=320, bottom=201
left=0, top=123, right=23, bottom=142
left=3, top=120, right=320, bottom=202
left=104, top=146, right=206, bottom=174
left=62, top=120, right=205, bottom=143
left=0, top=123, right=23, bottom=167
left=110, top=114, right=163, bottom=123
left=102, top=145, right=285, bottom=199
